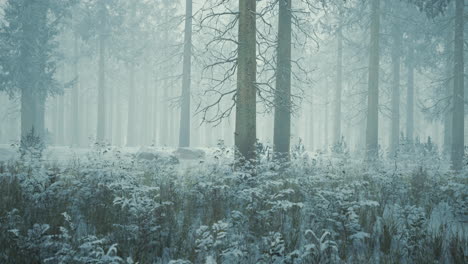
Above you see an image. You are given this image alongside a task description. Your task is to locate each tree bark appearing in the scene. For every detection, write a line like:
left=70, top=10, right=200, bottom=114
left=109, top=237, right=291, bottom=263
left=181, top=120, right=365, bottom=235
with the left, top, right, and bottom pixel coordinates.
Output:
left=390, top=24, right=401, bottom=156
left=451, top=0, right=464, bottom=170
left=96, top=2, right=107, bottom=143
left=406, top=45, right=414, bottom=144
left=142, top=62, right=150, bottom=145
left=96, top=33, right=107, bottom=142
left=324, top=86, right=329, bottom=149
left=273, top=0, right=292, bottom=160
left=444, top=34, right=452, bottom=155
left=365, top=0, right=380, bottom=160
left=333, top=24, right=343, bottom=145
left=309, top=100, right=314, bottom=150
left=71, top=32, right=80, bottom=146
left=179, top=0, right=193, bottom=148
left=20, top=1, right=47, bottom=143
left=235, top=0, right=257, bottom=162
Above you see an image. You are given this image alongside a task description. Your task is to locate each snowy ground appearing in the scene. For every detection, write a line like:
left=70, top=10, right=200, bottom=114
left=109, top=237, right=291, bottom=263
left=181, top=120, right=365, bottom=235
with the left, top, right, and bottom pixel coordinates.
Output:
left=0, top=144, right=466, bottom=263
left=0, top=144, right=214, bottom=164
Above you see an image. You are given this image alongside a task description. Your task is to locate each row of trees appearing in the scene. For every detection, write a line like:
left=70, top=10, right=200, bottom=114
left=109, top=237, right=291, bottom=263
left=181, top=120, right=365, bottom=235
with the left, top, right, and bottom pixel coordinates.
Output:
left=231, top=0, right=465, bottom=170
left=0, top=0, right=465, bottom=169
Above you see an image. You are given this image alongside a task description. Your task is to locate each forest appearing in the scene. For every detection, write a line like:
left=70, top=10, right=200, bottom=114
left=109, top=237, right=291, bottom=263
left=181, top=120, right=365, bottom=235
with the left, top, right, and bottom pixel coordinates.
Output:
left=0, top=0, right=466, bottom=263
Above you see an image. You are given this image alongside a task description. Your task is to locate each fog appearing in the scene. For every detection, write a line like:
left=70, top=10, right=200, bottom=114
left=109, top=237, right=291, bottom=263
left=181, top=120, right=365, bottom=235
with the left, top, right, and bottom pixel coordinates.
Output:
left=0, top=0, right=466, bottom=263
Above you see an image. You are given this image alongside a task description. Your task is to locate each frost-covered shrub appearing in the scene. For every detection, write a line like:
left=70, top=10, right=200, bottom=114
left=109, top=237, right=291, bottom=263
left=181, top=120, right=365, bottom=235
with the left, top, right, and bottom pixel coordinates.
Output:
left=19, top=128, right=46, bottom=159
left=0, top=147, right=466, bottom=263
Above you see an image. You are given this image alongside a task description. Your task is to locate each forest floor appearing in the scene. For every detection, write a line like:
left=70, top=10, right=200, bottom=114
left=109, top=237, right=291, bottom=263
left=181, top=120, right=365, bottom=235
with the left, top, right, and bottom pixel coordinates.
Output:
left=0, top=143, right=467, bottom=263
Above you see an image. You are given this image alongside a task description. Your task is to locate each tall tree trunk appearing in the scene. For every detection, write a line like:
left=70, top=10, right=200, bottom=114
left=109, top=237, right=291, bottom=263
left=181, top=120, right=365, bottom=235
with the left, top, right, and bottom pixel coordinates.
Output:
left=333, top=24, right=343, bottom=145
left=443, top=36, right=453, bottom=155
left=21, top=88, right=36, bottom=139
left=324, top=85, right=329, bottom=149
left=142, top=63, right=150, bottom=145
left=71, top=32, right=80, bottom=146
left=126, top=64, right=137, bottom=146
left=406, top=45, right=414, bottom=144
left=126, top=4, right=137, bottom=147
left=20, top=1, right=47, bottom=144
left=161, top=80, right=169, bottom=145
left=153, top=77, right=159, bottom=144
left=57, top=69, right=65, bottom=145
left=114, top=79, right=122, bottom=146
left=235, top=0, right=257, bottom=162
left=96, top=33, right=107, bottom=142
left=179, top=0, right=192, bottom=148
left=451, top=0, right=464, bottom=170
left=309, top=101, right=314, bottom=150
left=108, top=74, right=113, bottom=144
left=365, top=0, right=380, bottom=160
left=390, top=24, right=401, bottom=156
left=273, top=0, right=292, bottom=160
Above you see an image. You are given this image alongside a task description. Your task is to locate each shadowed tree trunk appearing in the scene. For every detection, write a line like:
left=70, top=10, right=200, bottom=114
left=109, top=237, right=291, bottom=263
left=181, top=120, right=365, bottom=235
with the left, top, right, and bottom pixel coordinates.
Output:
left=71, top=32, right=80, bottom=146
left=443, top=34, right=452, bottom=155
left=333, top=22, right=343, bottom=146
left=235, top=0, right=257, bottom=162
left=19, top=1, right=48, bottom=143
left=57, top=92, right=65, bottom=145
left=179, top=0, right=192, bottom=148
left=309, top=100, right=314, bottom=150
left=324, top=85, right=329, bottom=148
left=126, top=4, right=138, bottom=147
left=390, top=23, right=401, bottom=156
left=451, top=0, right=464, bottom=170
left=406, top=45, right=414, bottom=144
left=142, top=61, right=150, bottom=145
left=126, top=63, right=138, bottom=146
left=366, top=0, right=380, bottom=160
left=96, top=22, right=107, bottom=142
left=273, top=0, right=292, bottom=160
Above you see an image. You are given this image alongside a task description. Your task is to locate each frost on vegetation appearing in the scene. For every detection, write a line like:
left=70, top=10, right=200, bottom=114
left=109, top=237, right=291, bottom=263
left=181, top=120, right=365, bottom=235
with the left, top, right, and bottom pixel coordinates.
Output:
left=0, top=145, right=466, bottom=263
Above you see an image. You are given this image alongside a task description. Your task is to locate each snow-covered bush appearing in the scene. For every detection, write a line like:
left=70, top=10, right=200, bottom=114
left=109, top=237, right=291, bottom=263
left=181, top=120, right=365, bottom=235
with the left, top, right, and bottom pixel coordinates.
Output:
left=0, top=146, right=466, bottom=263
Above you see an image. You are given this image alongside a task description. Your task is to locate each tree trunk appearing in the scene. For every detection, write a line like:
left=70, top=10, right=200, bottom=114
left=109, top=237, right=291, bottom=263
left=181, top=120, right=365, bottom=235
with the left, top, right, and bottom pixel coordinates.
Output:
left=57, top=70, right=65, bottom=145
left=96, top=33, right=107, bottom=142
left=142, top=63, right=150, bottom=145
left=309, top=101, right=314, bottom=150
left=444, top=34, right=453, bottom=155
left=21, top=88, right=36, bottom=139
left=365, top=0, right=380, bottom=160
left=161, top=80, right=169, bottom=145
left=451, top=0, right=464, bottom=170
left=20, top=2, right=47, bottom=144
left=179, top=0, right=192, bottom=148
left=126, top=4, right=138, bottom=147
left=390, top=24, right=401, bottom=156
left=406, top=46, right=414, bottom=144
left=235, top=0, right=257, bottom=162
left=71, top=32, right=80, bottom=146
left=153, top=78, right=159, bottom=144
left=273, top=0, right=292, bottom=160
left=324, top=86, right=329, bottom=149
left=333, top=24, right=343, bottom=145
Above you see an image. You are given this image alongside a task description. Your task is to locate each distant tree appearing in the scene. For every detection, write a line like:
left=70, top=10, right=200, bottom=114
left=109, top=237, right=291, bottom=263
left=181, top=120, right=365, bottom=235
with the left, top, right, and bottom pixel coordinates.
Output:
left=76, top=0, right=125, bottom=143
left=407, top=0, right=464, bottom=169
left=366, top=0, right=381, bottom=160
left=389, top=6, right=402, bottom=156
left=179, top=0, right=193, bottom=148
left=273, top=0, right=292, bottom=160
left=0, top=0, right=74, bottom=145
left=450, top=0, right=464, bottom=170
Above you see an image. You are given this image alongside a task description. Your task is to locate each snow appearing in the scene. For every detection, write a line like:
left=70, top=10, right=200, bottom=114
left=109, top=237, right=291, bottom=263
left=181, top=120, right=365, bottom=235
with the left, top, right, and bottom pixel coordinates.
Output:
left=0, top=145, right=466, bottom=263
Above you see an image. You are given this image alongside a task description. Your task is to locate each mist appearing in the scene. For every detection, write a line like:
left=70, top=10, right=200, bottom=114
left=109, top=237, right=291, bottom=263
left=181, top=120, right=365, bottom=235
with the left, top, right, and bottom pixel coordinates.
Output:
left=0, top=0, right=466, bottom=263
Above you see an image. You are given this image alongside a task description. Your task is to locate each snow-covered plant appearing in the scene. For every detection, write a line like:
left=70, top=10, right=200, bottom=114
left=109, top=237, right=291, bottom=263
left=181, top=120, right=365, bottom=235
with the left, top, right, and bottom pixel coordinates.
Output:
left=19, top=128, right=46, bottom=159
